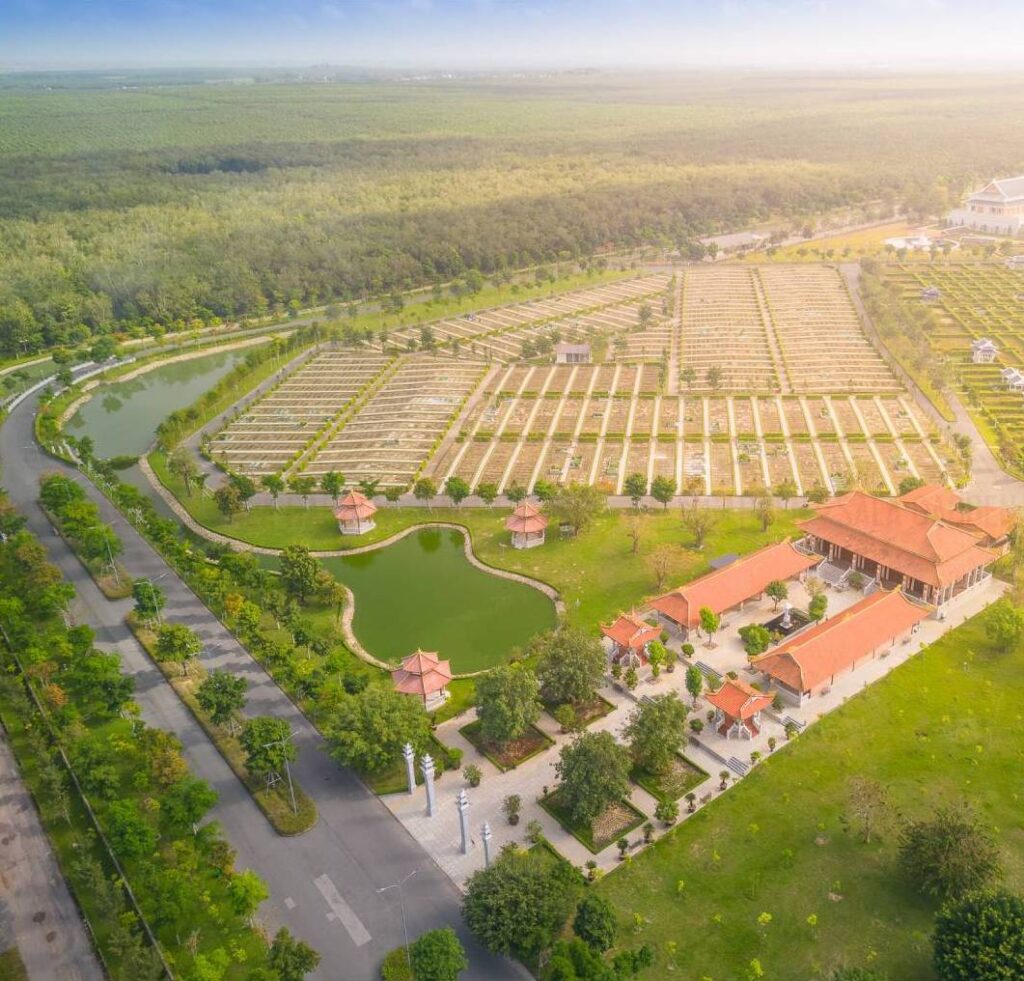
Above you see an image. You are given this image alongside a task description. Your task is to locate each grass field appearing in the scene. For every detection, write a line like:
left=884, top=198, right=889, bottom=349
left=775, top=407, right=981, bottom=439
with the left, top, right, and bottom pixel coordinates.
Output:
left=597, top=606, right=1024, bottom=980
left=150, top=457, right=810, bottom=630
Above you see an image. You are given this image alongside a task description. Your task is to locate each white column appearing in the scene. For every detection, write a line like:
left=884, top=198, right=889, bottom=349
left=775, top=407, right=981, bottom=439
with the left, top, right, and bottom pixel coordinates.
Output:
left=403, top=743, right=416, bottom=795
left=422, top=754, right=436, bottom=817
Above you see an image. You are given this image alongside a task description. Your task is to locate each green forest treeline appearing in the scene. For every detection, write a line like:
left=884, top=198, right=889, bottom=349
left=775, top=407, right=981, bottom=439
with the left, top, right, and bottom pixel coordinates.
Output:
left=2, top=73, right=1024, bottom=356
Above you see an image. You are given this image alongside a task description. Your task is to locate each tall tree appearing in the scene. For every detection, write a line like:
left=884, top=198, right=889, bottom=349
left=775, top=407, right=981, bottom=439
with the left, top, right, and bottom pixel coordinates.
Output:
left=320, top=471, right=345, bottom=506
left=475, top=664, right=542, bottom=746
left=239, top=717, right=295, bottom=784
left=623, top=473, right=647, bottom=509
left=279, top=545, right=321, bottom=604
left=550, top=483, right=605, bottom=536
left=555, top=731, right=631, bottom=827
left=408, top=928, right=468, bottom=981
left=535, top=627, right=605, bottom=708
left=261, top=473, right=285, bottom=509
left=268, top=927, right=321, bottom=981
left=196, top=670, right=247, bottom=731
left=155, top=622, right=203, bottom=676
left=933, top=890, right=1024, bottom=981
left=623, top=692, right=688, bottom=776
left=650, top=475, right=676, bottom=509
left=444, top=475, right=471, bottom=507
left=327, top=686, right=431, bottom=774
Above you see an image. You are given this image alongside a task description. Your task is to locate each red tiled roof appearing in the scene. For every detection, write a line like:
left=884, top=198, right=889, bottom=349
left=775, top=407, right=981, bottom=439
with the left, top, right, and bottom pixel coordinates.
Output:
left=900, top=485, right=1013, bottom=543
left=505, top=501, right=548, bottom=534
left=601, top=611, right=661, bottom=650
left=391, top=649, right=453, bottom=697
left=800, top=491, right=997, bottom=588
left=752, top=589, right=931, bottom=694
left=705, top=678, right=773, bottom=721
left=335, top=490, right=377, bottom=521
left=648, top=540, right=819, bottom=629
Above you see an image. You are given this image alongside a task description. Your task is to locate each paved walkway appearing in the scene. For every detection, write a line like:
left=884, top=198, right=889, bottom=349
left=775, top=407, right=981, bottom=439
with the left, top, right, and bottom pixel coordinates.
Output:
left=0, top=735, right=104, bottom=981
left=383, top=573, right=1005, bottom=889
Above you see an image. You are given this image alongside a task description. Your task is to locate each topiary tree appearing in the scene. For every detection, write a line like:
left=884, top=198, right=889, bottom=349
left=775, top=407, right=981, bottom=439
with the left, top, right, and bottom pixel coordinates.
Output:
left=623, top=473, right=648, bottom=509
left=408, top=927, right=467, bottom=981
left=573, top=894, right=617, bottom=952
left=650, top=475, right=677, bottom=509
left=475, top=481, right=498, bottom=508
left=684, top=664, right=703, bottom=705
left=699, top=607, right=720, bottom=645
left=555, top=730, right=631, bottom=828
left=899, top=804, right=1001, bottom=900
left=739, top=623, right=773, bottom=657
left=809, top=592, right=828, bottom=621
left=444, top=475, right=471, bottom=507
left=413, top=477, right=437, bottom=508
left=933, top=889, right=1024, bottom=981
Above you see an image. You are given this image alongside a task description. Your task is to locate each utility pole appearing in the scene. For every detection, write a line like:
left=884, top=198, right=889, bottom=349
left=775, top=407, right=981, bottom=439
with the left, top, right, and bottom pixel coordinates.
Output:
left=377, top=869, right=417, bottom=968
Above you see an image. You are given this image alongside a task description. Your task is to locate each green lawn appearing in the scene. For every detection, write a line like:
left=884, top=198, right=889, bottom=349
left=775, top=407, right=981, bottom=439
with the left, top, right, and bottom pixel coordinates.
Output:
left=0, top=947, right=29, bottom=981
left=150, top=463, right=811, bottom=631
left=596, top=607, right=1024, bottom=980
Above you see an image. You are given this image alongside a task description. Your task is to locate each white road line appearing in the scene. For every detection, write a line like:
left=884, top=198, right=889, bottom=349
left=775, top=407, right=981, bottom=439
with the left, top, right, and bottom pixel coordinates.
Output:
left=313, top=874, right=372, bottom=947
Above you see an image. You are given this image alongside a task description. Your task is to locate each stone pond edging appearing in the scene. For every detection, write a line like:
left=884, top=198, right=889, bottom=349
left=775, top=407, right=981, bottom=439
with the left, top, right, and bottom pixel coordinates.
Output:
left=138, top=454, right=562, bottom=675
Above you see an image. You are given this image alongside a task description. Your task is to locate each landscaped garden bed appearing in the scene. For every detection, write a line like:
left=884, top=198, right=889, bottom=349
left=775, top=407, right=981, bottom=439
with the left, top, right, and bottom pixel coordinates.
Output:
left=630, top=753, right=710, bottom=802
left=544, top=693, right=616, bottom=730
left=540, top=788, right=646, bottom=854
left=460, top=719, right=554, bottom=771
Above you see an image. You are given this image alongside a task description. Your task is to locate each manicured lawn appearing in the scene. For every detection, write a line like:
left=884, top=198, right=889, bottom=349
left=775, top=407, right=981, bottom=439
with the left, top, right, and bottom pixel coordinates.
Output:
left=0, top=947, right=29, bottom=981
left=631, top=754, right=710, bottom=802
left=541, top=789, right=646, bottom=854
left=152, top=469, right=811, bottom=632
left=597, top=607, right=1024, bottom=980
left=460, top=720, right=554, bottom=771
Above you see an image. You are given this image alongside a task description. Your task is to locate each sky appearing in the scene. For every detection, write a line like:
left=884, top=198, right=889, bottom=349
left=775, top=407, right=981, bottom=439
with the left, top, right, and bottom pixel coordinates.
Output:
left=2, top=0, right=1024, bottom=72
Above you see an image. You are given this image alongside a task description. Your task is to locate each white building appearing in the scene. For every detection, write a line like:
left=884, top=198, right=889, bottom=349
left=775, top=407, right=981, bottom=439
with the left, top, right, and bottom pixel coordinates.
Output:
left=948, top=176, right=1024, bottom=237
left=972, top=338, right=998, bottom=363
left=554, top=342, right=591, bottom=365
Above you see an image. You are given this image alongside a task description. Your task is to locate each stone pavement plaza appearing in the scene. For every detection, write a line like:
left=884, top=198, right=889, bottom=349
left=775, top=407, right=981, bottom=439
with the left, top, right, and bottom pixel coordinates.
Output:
left=380, top=574, right=1005, bottom=888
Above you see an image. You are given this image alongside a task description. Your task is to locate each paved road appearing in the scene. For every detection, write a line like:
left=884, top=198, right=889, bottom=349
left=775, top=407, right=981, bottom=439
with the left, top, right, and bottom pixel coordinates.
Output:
left=0, top=385, right=523, bottom=981
left=0, top=736, right=105, bottom=981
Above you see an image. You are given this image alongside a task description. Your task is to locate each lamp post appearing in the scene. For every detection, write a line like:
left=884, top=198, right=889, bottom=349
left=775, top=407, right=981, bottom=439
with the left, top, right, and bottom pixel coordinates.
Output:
left=261, top=735, right=297, bottom=814
left=377, top=869, right=417, bottom=968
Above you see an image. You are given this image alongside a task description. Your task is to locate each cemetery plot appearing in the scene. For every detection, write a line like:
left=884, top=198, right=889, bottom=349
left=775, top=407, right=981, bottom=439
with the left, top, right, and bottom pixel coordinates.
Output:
left=707, top=399, right=730, bottom=438
left=819, top=441, right=855, bottom=493
left=305, top=356, right=485, bottom=486
left=848, top=442, right=891, bottom=494
left=595, top=442, right=625, bottom=492
left=682, top=442, right=708, bottom=493
left=904, top=440, right=948, bottom=484
left=736, top=440, right=767, bottom=492
left=209, top=352, right=392, bottom=475
left=831, top=397, right=865, bottom=438
left=709, top=442, right=736, bottom=495
left=732, top=397, right=756, bottom=438
left=806, top=397, right=836, bottom=436
left=757, top=265, right=900, bottom=393
left=782, top=398, right=810, bottom=436
left=659, top=397, right=683, bottom=438
left=650, top=442, right=678, bottom=481
left=793, top=441, right=826, bottom=491
left=681, top=266, right=779, bottom=392
left=631, top=398, right=657, bottom=437
left=856, top=397, right=893, bottom=437
left=605, top=398, right=632, bottom=436
left=756, top=397, right=784, bottom=436
left=765, top=441, right=797, bottom=489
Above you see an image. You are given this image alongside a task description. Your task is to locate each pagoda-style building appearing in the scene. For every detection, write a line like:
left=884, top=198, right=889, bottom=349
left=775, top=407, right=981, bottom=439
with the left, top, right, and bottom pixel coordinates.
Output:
left=334, top=490, right=377, bottom=535
left=391, top=650, right=453, bottom=710
left=505, top=501, right=548, bottom=549
left=705, top=678, right=774, bottom=740
left=601, top=611, right=661, bottom=667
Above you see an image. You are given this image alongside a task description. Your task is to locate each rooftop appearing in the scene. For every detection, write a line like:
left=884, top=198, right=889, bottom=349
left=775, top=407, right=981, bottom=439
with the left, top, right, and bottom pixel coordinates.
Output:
left=334, top=489, right=377, bottom=521
left=391, top=649, right=453, bottom=697
left=799, top=490, right=997, bottom=589
left=752, top=589, right=931, bottom=694
left=505, top=501, right=548, bottom=534
left=601, top=611, right=661, bottom=650
left=970, top=176, right=1024, bottom=203
left=648, top=539, right=819, bottom=629
left=705, top=678, right=774, bottom=721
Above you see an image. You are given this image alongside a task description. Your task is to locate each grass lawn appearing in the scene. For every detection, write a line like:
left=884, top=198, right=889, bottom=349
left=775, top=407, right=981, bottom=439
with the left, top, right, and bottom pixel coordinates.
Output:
left=0, top=947, right=29, bottom=981
left=631, top=754, right=710, bottom=803
left=460, top=719, right=554, bottom=771
left=150, top=467, right=811, bottom=632
left=541, top=789, right=646, bottom=854
left=597, top=606, right=1024, bottom=980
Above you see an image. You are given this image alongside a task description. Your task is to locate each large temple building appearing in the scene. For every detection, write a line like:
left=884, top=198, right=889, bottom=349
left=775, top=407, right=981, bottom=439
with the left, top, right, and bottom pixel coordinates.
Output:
left=798, top=488, right=1007, bottom=609
left=947, top=175, right=1024, bottom=236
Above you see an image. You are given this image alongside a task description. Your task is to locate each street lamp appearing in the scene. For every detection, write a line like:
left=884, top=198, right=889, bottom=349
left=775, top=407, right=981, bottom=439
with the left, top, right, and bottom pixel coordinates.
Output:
left=140, top=572, right=168, bottom=624
left=377, top=869, right=417, bottom=967
left=261, top=735, right=297, bottom=814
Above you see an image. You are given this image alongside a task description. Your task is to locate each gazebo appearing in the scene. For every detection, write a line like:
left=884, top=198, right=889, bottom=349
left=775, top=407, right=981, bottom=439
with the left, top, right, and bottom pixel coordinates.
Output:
left=600, top=611, right=661, bottom=667
left=705, top=678, right=774, bottom=740
left=334, top=490, right=377, bottom=535
left=391, top=650, right=453, bottom=710
left=505, top=501, right=548, bottom=549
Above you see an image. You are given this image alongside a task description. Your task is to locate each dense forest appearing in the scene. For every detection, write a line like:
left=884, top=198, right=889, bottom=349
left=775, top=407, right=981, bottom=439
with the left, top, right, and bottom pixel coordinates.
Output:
left=2, top=71, right=1024, bottom=355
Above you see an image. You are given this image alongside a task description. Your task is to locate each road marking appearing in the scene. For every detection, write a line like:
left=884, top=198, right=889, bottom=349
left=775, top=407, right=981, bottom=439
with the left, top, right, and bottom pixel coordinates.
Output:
left=313, top=874, right=371, bottom=947
left=284, top=897, right=296, bottom=910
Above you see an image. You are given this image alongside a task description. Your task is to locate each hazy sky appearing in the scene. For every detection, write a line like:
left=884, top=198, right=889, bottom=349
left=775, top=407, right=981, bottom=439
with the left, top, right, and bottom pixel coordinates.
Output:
left=3, top=0, right=1023, bottom=71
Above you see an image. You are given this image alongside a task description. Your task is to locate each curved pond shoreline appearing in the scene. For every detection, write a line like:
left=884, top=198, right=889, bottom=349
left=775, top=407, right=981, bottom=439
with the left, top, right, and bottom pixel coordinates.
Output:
left=138, top=456, right=561, bottom=673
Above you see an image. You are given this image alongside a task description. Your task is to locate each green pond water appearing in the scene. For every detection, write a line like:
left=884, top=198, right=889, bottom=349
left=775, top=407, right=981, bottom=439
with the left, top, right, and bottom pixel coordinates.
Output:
left=321, top=528, right=557, bottom=673
left=65, top=348, right=248, bottom=458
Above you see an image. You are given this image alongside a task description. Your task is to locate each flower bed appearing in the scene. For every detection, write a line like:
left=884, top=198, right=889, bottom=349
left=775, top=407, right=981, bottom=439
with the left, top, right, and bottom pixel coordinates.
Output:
left=540, top=788, right=646, bottom=854
left=459, top=719, right=554, bottom=771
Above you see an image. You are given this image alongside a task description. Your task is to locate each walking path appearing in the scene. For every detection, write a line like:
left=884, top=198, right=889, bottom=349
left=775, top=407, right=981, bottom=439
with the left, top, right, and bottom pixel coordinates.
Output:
left=0, top=736, right=104, bottom=981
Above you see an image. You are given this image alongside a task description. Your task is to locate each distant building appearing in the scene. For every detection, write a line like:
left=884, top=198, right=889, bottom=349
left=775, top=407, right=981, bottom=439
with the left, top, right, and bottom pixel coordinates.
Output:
left=948, top=176, right=1024, bottom=237
left=554, top=342, right=591, bottom=365
left=1001, top=367, right=1024, bottom=391
left=921, top=286, right=941, bottom=300
left=971, top=338, right=998, bottom=363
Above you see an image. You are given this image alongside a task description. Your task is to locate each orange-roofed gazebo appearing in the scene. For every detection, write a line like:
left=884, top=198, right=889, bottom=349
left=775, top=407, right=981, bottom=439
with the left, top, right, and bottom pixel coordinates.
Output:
left=391, top=649, right=453, bottom=709
left=705, top=678, right=775, bottom=740
left=600, top=611, right=661, bottom=667
left=505, top=501, right=548, bottom=549
left=334, top=490, right=377, bottom=536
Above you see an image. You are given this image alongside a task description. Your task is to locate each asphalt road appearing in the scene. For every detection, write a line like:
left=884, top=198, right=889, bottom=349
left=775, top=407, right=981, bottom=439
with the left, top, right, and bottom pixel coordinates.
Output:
left=0, top=736, right=105, bottom=981
left=0, top=383, right=523, bottom=980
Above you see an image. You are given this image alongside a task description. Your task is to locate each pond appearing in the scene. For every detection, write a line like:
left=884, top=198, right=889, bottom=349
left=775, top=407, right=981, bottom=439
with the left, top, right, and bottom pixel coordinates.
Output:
left=65, top=348, right=250, bottom=458
left=321, top=527, right=557, bottom=674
